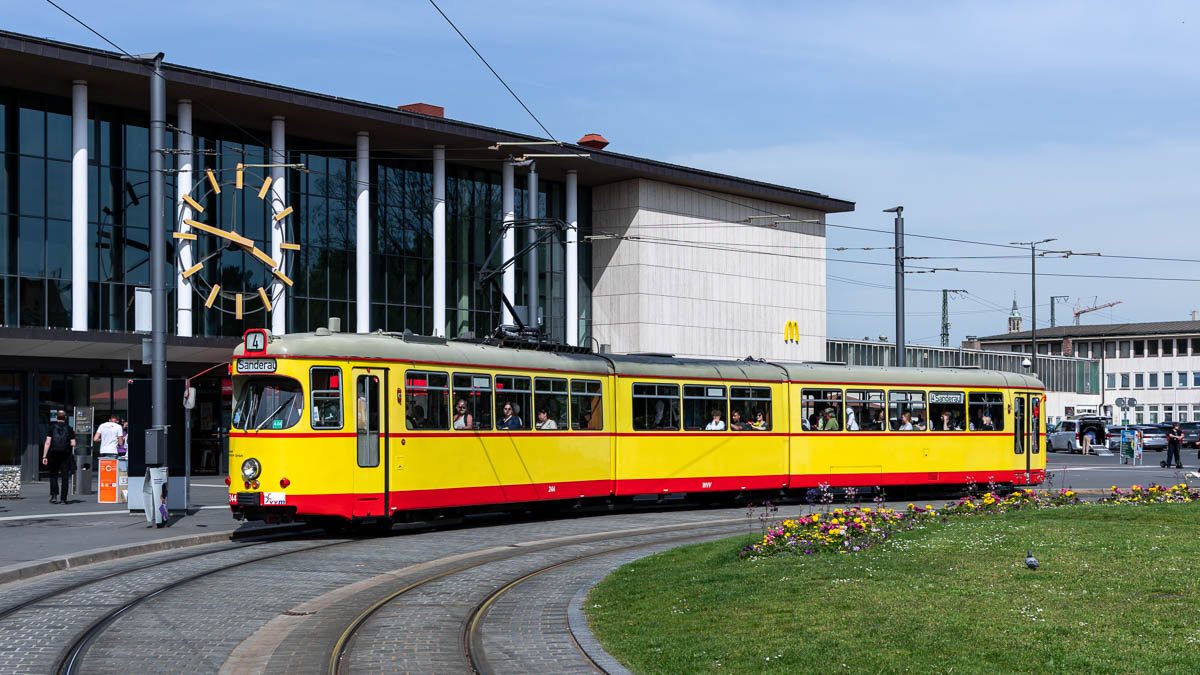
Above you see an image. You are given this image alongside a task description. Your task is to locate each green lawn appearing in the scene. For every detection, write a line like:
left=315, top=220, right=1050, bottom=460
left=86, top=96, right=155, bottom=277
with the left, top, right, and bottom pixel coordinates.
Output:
left=586, top=504, right=1200, bottom=673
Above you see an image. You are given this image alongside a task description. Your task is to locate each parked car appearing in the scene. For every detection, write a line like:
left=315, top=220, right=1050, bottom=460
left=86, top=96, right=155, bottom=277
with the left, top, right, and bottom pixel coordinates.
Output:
left=1155, top=422, right=1200, bottom=448
left=1047, top=416, right=1108, bottom=453
left=1106, top=425, right=1125, bottom=451
left=1131, top=425, right=1168, bottom=451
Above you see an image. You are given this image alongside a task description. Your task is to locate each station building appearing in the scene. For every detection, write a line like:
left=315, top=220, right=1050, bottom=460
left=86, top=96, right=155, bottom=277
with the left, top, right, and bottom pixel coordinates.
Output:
left=975, top=315, right=1200, bottom=424
left=0, top=30, right=853, bottom=479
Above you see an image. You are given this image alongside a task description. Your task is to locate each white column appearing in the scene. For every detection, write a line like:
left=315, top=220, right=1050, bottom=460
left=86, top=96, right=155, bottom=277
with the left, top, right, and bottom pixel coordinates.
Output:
left=432, top=145, right=446, bottom=337
left=501, top=160, right=515, bottom=326
left=526, top=164, right=539, bottom=329
left=355, top=132, right=370, bottom=333
left=269, top=116, right=286, bottom=334
left=175, top=100, right=194, bottom=337
left=70, top=81, right=87, bottom=331
left=565, top=169, right=578, bottom=346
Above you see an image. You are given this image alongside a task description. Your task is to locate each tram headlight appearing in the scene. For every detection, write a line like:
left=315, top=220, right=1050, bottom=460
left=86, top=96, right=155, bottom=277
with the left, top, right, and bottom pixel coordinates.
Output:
left=241, top=458, right=262, bottom=482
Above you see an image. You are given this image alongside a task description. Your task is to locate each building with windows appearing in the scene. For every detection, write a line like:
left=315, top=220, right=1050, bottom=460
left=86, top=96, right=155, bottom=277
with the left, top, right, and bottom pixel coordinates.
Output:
left=974, top=318, right=1200, bottom=423
left=827, top=338, right=1102, bottom=422
left=0, top=30, right=853, bottom=479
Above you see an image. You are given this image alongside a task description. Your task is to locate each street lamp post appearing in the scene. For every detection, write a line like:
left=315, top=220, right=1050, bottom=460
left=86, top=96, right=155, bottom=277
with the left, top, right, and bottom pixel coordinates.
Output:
left=884, top=206, right=905, bottom=366
left=1010, top=238, right=1056, bottom=375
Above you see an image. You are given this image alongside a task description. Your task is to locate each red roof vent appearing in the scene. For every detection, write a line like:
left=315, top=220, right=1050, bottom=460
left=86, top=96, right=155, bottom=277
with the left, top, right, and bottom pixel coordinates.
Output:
left=577, top=133, right=609, bottom=150
left=398, top=103, right=444, bottom=118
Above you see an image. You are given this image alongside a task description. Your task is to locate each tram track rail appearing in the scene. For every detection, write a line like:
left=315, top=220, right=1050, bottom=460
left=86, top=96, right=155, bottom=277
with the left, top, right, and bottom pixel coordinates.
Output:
left=329, top=522, right=746, bottom=675
left=0, top=525, right=323, bottom=625
left=462, top=528, right=739, bottom=675
left=52, top=537, right=344, bottom=675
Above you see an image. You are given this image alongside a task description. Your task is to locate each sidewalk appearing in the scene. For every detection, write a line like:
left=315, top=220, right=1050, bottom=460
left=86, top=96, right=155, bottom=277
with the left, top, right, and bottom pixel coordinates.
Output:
left=0, top=478, right=292, bottom=584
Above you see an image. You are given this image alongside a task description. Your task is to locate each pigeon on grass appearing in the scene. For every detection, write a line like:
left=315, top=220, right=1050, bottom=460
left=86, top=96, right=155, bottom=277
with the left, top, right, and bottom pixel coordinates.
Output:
left=1025, top=551, right=1039, bottom=570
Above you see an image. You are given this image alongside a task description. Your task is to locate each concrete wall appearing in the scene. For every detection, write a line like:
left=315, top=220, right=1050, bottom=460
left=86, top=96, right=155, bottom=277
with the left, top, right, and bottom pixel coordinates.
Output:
left=591, top=179, right=825, bottom=360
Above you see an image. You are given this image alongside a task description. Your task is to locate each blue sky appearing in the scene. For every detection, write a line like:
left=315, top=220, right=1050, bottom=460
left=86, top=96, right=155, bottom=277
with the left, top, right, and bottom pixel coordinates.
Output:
left=11, top=1, right=1200, bottom=344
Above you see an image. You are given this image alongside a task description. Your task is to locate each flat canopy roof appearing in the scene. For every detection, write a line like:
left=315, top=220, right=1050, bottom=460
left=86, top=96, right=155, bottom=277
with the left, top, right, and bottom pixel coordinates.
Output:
left=0, top=30, right=854, bottom=214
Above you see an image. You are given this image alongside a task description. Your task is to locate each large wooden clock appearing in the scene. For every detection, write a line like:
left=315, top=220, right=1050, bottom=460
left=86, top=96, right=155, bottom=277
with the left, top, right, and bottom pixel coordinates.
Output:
left=174, top=163, right=298, bottom=319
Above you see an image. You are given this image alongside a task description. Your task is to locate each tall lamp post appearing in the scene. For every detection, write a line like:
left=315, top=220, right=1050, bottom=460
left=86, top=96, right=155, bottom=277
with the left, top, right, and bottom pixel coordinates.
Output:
left=1011, top=238, right=1056, bottom=375
left=884, top=206, right=905, bottom=366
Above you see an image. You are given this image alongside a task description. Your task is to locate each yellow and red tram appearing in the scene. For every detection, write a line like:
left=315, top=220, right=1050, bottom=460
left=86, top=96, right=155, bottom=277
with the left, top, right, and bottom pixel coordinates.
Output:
left=226, top=329, right=1045, bottom=526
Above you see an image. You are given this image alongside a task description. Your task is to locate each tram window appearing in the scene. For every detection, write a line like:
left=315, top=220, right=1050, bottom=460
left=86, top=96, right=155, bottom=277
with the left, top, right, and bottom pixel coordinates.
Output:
left=730, top=386, right=772, bottom=431
left=801, top=389, right=843, bottom=432
left=495, top=375, right=532, bottom=430
left=405, top=371, right=449, bottom=430
left=845, top=390, right=885, bottom=431
left=310, top=367, right=343, bottom=429
left=534, top=378, right=569, bottom=430
left=571, top=379, right=604, bottom=430
left=452, top=373, right=493, bottom=430
left=233, top=376, right=303, bottom=431
left=928, top=391, right=966, bottom=431
left=356, top=375, right=380, bottom=467
left=633, top=383, right=680, bottom=431
left=888, top=391, right=926, bottom=431
left=683, top=385, right=727, bottom=431
left=968, top=392, right=1005, bottom=431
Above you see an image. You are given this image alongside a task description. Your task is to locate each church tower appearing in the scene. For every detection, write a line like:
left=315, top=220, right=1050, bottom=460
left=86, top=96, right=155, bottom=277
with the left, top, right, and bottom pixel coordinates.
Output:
left=1008, top=296, right=1023, bottom=333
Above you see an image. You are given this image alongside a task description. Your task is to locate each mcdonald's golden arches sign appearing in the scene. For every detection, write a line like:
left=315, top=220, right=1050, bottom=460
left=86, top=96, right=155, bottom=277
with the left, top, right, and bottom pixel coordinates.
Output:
left=784, top=321, right=800, bottom=343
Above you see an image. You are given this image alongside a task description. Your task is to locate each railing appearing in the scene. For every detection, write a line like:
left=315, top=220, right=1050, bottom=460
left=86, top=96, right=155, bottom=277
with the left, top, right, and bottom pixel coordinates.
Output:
left=826, top=339, right=1101, bottom=394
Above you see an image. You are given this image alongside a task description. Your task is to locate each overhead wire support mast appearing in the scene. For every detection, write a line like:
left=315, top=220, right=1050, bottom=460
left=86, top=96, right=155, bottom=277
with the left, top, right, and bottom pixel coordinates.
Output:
left=883, top=207, right=906, bottom=366
left=940, top=289, right=967, bottom=347
left=1011, top=238, right=1057, bottom=375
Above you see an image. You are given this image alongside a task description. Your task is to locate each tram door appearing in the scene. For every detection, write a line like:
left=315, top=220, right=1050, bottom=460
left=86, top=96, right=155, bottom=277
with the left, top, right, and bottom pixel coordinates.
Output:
left=1013, top=394, right=1039, bottom=479
left=352, top=368, right=388, bottom=518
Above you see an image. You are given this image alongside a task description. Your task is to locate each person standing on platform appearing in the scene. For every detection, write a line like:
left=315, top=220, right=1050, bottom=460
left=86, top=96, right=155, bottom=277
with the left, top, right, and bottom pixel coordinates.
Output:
left=42, top=412, right=76, bottom=504
left=94, top=414, right=123, bottom=458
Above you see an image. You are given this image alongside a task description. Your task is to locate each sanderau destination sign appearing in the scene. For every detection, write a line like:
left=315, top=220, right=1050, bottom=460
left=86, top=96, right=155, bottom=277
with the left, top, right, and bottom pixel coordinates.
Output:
left=929, top=392, right=964, bottom=404
left=236, top=358, right=277, bottom=374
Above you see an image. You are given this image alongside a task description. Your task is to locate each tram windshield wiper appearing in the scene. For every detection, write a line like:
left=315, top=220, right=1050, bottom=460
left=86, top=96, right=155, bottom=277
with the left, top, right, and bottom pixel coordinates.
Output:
left=254, top=399, right=293, bottom=431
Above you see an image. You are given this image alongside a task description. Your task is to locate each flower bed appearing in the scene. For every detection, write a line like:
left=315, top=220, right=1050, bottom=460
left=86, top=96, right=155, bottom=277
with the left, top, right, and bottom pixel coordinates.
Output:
left=739, top=485, right=1196, bottom=560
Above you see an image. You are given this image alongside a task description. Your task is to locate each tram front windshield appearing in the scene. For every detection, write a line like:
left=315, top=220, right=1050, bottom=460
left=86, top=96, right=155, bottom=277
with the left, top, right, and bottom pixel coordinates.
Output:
left=233, top=376, right=303, bottom=431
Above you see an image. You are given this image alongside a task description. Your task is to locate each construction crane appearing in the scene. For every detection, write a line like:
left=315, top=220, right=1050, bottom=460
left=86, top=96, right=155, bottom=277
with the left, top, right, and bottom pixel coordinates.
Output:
left=1074, top=298, right=1122, bottom=325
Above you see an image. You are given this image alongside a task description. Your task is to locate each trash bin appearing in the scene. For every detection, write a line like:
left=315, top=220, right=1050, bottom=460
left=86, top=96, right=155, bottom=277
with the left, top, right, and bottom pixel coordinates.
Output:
left=74, top=448, right=93, bottom=496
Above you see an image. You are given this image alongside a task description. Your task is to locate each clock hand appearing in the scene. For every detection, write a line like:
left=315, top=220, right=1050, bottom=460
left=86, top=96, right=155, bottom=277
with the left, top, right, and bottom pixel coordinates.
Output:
left=241, top=244, right=279, bottom=269
left=184, top=219, right=253, bottom=247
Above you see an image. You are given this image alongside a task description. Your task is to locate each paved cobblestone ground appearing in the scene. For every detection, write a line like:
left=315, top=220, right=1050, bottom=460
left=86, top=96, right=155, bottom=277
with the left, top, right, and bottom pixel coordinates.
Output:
left=469, top=528, right=739, bottom=674
left=0, top=504, right=807, bottom=674
left=0, top=539, right=343, bottom=674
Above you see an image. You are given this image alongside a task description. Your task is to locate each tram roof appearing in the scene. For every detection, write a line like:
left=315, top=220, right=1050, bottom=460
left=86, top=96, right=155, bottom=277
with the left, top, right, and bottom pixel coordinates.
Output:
left=239, top=332, right=611, bottom=374
left=773, top=362, right=1044, bottom=389
left=237, top=333, right=1044, bottom=389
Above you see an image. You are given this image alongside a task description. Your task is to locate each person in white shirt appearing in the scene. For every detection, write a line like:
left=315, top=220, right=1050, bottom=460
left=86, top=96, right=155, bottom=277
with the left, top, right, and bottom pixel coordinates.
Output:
left=705, top=409, right=726, bottom=431
left=535, top=409, right=558, bottom=430
left=94, top=415, right=123, bottom=456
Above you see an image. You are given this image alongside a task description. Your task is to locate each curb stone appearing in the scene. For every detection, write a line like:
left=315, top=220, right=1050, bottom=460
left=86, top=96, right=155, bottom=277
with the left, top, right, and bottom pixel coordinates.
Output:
left=569, top=574, right=633, bottom=675
left=0, top=523, right=304, bottom=586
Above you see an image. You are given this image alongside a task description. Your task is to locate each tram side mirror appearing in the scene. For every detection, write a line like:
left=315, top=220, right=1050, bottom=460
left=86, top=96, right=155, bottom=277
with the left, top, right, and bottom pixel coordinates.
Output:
left=183, top=386, right=197, bottom=410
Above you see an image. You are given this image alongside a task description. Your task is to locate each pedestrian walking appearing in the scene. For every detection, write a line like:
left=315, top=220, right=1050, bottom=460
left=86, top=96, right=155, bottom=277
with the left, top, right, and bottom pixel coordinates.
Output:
left=42, top=411, right=76, bottom=504
left=1167, top=423, right=1185, bottom=469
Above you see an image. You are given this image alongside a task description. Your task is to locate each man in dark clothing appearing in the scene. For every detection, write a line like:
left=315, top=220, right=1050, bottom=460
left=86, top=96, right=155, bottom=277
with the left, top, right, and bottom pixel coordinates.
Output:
left=1166, top=423, right=1185, bottom=469
left=42, top=412, right=76, bottom=504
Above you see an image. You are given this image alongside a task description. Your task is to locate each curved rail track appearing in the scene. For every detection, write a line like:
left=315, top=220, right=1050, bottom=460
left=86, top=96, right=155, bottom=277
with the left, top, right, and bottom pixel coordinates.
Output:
left=330, top=524, right=746, bottom=674
left=50, top=538, right=345, bottom=675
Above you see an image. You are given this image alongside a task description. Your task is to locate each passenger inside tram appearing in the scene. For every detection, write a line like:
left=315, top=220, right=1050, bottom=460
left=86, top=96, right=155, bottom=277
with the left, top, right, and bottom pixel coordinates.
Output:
left=452, top=399, right=474, bottom=430
left=730, top=410, right=750, bottom=430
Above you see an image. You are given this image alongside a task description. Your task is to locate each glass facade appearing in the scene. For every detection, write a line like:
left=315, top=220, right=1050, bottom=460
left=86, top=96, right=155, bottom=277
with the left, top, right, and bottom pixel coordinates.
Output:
left=0, top=86, right=594, bottom=342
